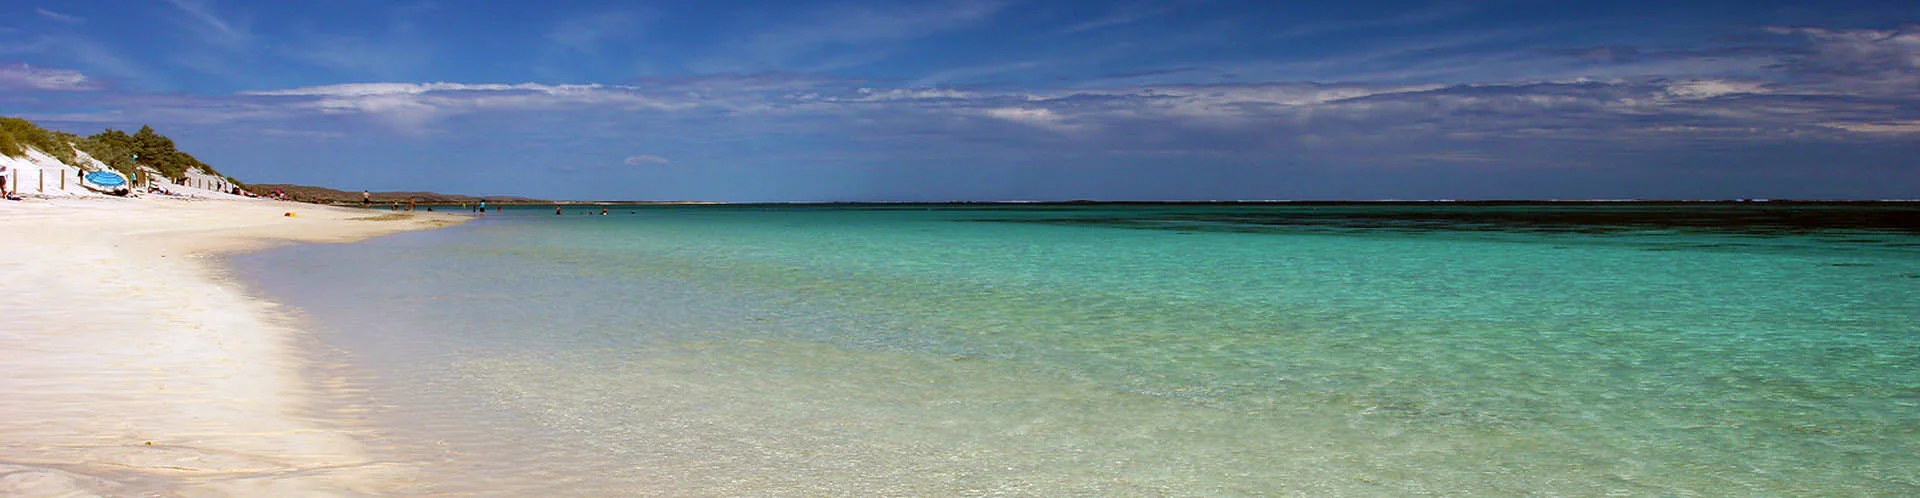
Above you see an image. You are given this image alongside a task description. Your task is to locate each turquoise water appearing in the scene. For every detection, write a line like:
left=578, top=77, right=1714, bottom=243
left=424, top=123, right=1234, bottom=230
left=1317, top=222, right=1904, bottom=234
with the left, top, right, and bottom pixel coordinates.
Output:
left=231, top=204, right=1920, bottom=495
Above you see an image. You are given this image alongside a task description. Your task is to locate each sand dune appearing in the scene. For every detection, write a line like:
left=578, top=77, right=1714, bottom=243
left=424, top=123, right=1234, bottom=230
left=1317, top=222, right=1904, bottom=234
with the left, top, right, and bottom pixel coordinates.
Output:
left=0, top=197, right=464, bottom=497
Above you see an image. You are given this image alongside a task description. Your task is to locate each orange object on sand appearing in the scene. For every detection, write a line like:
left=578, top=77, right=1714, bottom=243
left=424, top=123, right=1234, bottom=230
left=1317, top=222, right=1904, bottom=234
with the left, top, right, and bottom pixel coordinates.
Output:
left=284, top=212, right=296, bottom=217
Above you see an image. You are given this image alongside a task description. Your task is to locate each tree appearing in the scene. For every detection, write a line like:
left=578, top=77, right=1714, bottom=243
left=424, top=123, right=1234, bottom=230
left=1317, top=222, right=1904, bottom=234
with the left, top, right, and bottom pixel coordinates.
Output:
left=3, top=117, right=225, bottom=181
left=79, top=128, right=139, bottom=178
left=97, top=124, right=221, bottom=180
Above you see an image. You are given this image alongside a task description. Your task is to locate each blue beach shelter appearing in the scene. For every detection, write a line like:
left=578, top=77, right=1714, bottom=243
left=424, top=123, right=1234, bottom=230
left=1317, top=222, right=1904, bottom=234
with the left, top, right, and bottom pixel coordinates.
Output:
left=85, top=171, right=127, bottom=187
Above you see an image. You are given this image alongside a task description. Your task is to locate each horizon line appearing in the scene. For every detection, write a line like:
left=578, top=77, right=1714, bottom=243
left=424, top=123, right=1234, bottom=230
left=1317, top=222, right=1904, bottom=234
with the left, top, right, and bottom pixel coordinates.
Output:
left=495, top=198, right=1920, bottom=205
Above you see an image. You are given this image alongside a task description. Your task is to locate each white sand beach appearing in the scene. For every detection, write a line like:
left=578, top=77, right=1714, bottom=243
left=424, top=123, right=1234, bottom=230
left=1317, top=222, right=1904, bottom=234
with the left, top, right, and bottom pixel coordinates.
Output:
left=0, top=197, right=465, bottom=497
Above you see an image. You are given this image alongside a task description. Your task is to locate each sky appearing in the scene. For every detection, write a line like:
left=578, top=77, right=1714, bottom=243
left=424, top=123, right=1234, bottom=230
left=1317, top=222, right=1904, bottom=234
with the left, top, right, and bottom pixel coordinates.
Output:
left=1, top=0, right=1917, bottom=201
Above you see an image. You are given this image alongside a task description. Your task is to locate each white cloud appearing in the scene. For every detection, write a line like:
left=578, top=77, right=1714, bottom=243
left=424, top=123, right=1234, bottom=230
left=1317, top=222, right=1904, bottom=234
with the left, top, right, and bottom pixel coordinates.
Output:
left=1823, top=120, right=1920, bottom=134
left=828, top=87, right=998, bottom=102
left=242, top=82, right=614, bottom=97
left=216, top=74, right=1886, bottom=143
left=165, top=0, right=250, bottom=48
left=36, top=8, right=84, bottom=25
left=1662, top=79, right=1769, bottom=100
left=0, top=64, right=95, bottom=91
left=0, top=33, right=159, bottom=88
left=982, top=107, right=1081, bottom=132
left=232, top=82, right=704, bottom=132
left=624, top=155, right=671, bottom=165
left=1769, top=26, right=1920, bottom=94
left=67, top=21, right=1920, bottom=152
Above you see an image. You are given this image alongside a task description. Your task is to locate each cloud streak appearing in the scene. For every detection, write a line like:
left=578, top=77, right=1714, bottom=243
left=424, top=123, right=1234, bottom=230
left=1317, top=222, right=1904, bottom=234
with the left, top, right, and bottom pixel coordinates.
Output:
left=16, top=23, right=1915, bottom=197
left=624, top=154, right=670, bottom=165
left=165, top=0, right=250, bottom=48
left=75, top=22, right=1920, bottom=148
left=549, top=10, right=645, bottom=54
left=697, top=0, right=1008, bottom=72
left=0, top=64, right=96, bottom=91
left=1768, top=25, right=1920, bottom=94
left=129, top=71, right=1919, bottom=151
left=234, top=82, right=704, bottom=131
left=35, top=8, right=84, bottom=25
left=1056, top=1, right=1165, bottom=35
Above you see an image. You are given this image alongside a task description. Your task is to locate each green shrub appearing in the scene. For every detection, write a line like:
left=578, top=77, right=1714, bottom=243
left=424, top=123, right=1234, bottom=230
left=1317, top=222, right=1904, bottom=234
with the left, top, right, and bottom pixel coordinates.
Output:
left=0, top=128, right=18, bottom=157
left=4, top=116, right=226, bottom=181
left=0, top=117, right=80, bottom=165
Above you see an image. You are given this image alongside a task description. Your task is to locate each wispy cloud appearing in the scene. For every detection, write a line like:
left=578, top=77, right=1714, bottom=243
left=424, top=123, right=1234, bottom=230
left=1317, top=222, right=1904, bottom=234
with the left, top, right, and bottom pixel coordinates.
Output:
left=254, top=128, right=350, bottom=140
left=42, top=23, right=1920, bottom=167
left=549, top=10, right=647, bottom=54
left=0, top=63, right=95, bottom=91
left=236, top=82, right=699, bottom=131
left=276, top=4, right=439, bottom=81
left=1823, top=120, right=1920, bottom=134
left=284, top=33, right=434, bottom=80
left=1235, top=2, right=1483, bottom=46
left=981, top=107, right=1080, bottom=132
left=1056, top=1, right=1166, bottom=35
left=624, top=154, right=670, bottom=165
left=1093, top=67, right=1205, bottom=80
left=219, top=69, right=1917, bottom=144
left=697, top=0, right=1008, bottom=72
left=1767, top=25, right=1920, bottom=94
left=35, top=8, right=84, bottom=25
left=1231, top=26, right=1563, bottom=83
left=911, top=60, right=1044, bottom=86
left=0, top=35, right=159, bottom=90
left=165, top=0, right=250, bottom=48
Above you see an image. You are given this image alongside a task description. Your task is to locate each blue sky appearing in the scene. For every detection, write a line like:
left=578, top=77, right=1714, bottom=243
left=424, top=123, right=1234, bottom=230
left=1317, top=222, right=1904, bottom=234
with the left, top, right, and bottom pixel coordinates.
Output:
left=2, top=0, right=1916, bottom=201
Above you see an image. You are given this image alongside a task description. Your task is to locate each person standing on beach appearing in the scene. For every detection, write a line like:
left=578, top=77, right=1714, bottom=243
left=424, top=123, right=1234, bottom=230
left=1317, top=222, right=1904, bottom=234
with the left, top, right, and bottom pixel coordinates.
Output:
left=362, top=190, right=371, bottom=206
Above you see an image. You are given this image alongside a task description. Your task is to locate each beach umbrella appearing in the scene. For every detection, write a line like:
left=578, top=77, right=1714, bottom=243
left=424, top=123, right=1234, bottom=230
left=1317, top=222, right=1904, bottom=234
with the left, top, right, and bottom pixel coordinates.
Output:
left=85, top=171, right=128, bottom=187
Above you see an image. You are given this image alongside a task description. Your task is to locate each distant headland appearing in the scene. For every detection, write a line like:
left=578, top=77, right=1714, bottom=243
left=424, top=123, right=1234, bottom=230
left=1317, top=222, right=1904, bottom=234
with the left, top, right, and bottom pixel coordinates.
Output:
left=242, top=183, right=550, bottom=205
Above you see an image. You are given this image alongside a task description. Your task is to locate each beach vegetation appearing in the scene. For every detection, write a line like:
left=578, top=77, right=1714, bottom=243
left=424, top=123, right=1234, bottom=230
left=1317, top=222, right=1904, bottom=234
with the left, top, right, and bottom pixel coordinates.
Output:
left=2, top=116, right=223, bottom=182
left=81, top=125, right=221, bottom=181
left=0, top=116, right=85, bottom=166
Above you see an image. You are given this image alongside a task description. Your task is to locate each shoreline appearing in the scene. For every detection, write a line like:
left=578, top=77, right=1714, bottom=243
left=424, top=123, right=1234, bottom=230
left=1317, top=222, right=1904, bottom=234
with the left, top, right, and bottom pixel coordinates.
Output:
left=0, top=197, right=466, bottom=496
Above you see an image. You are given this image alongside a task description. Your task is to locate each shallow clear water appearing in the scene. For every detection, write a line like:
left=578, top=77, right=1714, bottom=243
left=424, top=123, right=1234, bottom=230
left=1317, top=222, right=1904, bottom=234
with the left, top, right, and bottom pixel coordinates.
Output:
left=230, top=204, right=1920, bottom=496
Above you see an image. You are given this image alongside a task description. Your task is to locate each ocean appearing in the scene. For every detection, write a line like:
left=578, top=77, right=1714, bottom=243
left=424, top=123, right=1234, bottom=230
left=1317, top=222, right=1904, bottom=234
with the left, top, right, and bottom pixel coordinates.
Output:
left=227, top=203, right=1920, bottom=495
